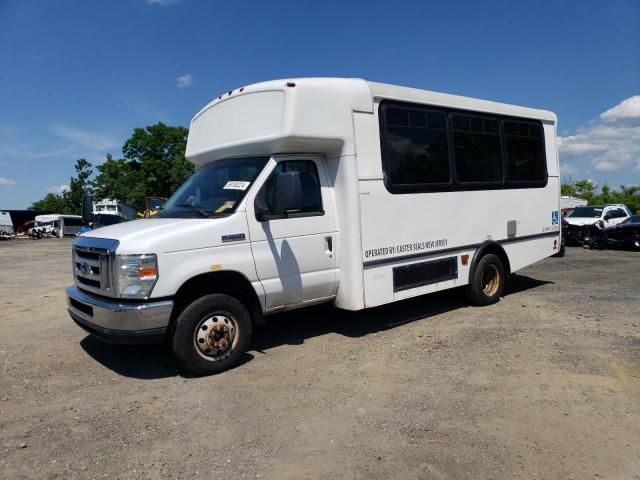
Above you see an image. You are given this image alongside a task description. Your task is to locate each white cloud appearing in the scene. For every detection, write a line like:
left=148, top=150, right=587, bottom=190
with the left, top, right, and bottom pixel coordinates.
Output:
left=51, top=125, right=118, bottom=151
left=146, top=0, right=181, bottom=4
left=560, top=162, right=579, bottom=175
left=0, top=177, right=16, bottom=186
left=558, top=95, right=640, bottom=175
left=556, top=136, right=607, bottom=156
left=0, top=145, right=73, bottom=159
left=601, top=95, right=640, bottom=123
left=47, top=184, right=70, bottom=194
left=176, top=73, right=193, bottom=88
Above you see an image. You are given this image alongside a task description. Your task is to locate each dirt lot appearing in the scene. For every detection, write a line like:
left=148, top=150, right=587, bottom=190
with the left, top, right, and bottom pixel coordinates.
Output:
left=0, top=239, right=639, bottom=480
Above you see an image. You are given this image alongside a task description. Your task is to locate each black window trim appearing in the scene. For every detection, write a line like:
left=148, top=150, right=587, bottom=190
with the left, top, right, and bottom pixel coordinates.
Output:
left=254, top=159, right=325, bottom=222
left=379, top=100, right=548, bottom=194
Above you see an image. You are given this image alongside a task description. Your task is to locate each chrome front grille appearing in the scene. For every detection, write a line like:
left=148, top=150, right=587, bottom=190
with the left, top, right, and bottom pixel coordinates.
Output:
left=72, top=237, right=119, bottom=298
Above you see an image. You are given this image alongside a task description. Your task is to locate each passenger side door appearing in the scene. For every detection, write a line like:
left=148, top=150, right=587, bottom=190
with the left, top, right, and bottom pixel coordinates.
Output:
left=246, top=156, right=338, bottom=310
left=604, top=208, right=627, bottom=227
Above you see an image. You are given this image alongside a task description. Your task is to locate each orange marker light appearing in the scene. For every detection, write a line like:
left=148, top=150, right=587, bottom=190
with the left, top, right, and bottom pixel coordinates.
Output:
left=461, top=255, right=469, bottom=265
left=138, top=267, right=158, bottom=278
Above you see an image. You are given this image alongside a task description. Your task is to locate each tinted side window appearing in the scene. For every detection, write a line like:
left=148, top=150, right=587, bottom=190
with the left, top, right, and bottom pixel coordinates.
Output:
left=504, top=120, right=546, bottom=182
left=609, top=208, right=626, bottom=219
left=452, top=114, right=503, bottom=183
left=381, top=105, right=450, bottom=188
left=257, top=160, right=323, bottom=216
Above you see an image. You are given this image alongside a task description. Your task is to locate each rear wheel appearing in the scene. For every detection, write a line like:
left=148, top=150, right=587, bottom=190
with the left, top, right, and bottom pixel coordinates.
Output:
left=172, top=294, right=252, bottom=375
left=465, top=253, right=505, bottom=306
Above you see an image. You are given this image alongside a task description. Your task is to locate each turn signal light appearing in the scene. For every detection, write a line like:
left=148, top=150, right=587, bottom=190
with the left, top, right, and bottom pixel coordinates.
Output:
left=138, top=267, right=158, bottom=278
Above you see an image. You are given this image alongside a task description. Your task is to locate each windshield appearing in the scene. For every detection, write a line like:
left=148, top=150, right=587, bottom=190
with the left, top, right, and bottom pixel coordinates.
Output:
left=621, top=215, right=640, bottom=225
left=147, top=198, right=166, bottom=210
left=567, top=206, right=603, bottom=218
left=158, top=156, right=269, bottom=218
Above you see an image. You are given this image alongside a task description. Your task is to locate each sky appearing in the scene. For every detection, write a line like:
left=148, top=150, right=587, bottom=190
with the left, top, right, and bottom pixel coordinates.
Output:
left=0, top=0, right=639, bottom=209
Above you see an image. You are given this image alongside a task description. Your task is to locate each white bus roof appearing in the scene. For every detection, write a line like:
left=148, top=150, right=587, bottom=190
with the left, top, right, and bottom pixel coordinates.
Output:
left=186, top=77, right=556, bottom=166
left=35, top=214, right=82, bottom=222
left=367, top=80, right=556, bottom=122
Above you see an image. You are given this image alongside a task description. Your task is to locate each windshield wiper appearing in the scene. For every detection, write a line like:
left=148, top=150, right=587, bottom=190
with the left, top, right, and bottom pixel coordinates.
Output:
left=178, top=203, right=209, bottom=217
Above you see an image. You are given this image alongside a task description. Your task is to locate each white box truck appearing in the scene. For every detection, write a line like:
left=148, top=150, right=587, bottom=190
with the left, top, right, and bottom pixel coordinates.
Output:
left=67, top=78, right=561, bottom=375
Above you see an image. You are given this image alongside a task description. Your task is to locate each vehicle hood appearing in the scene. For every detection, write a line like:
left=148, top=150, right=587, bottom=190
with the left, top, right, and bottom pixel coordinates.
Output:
left=79, top=216, right=248, bottom=254
left=564, top=217, right=599, bottom=226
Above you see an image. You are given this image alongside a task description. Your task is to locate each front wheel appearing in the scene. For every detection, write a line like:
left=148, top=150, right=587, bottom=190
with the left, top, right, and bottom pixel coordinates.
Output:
left=172, top=294, right=252, bottom=375
left=465, top=253, right=506, bottom=306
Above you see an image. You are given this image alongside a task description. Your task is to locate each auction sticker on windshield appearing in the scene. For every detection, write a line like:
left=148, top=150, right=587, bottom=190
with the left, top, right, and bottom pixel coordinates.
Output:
left=223, top=181, right=250, bottom=190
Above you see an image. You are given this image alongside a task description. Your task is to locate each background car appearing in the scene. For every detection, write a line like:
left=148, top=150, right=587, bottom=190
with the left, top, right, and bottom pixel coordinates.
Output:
left=564, top=204, right=631, bottom=245
left=604, top=214, right=640, bottom=250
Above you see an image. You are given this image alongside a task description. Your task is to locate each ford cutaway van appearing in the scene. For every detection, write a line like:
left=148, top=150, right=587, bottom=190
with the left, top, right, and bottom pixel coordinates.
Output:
left=67, top=78, right=561, bottom=374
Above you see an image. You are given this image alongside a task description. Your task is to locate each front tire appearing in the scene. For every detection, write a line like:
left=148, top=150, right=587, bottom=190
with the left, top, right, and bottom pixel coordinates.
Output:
left=172, top=294, right=252, bottom=375
left=465, top=253, right=505, bottom=306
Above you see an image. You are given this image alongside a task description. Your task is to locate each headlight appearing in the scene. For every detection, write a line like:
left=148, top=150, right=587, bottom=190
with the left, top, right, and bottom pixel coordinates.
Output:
left=115, top=254, right=158, bottom=299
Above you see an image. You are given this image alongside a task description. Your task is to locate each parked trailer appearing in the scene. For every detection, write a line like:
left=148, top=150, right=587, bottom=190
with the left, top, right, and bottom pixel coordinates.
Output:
left=67, top=78, right=560, bottom=375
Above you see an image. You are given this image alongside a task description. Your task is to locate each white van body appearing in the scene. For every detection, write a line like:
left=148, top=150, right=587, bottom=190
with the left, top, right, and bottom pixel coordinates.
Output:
left=0, top=211, right=13, bottom=235
left=67, top=78, right=560, bottom=372
left=34, top=214, right=85, bottom=237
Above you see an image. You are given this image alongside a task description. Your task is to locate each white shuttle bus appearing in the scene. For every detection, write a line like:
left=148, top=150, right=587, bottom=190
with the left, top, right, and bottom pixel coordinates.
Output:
left=33, top=214, right=85, bottom=237
left=67, top=78, right=560, bottom=375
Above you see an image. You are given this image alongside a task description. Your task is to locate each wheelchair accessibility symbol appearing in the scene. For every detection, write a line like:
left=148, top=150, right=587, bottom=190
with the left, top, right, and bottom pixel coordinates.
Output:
left=552, top=210, right=559, bottom=225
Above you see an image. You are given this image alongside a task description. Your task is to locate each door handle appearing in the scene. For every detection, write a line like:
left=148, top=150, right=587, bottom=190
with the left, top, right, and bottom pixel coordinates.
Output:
left=325, top=236, right=333, bottom=253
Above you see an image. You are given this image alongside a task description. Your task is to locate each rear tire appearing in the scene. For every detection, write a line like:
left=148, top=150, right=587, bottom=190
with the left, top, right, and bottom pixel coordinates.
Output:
left=553, top=243, right=566, bottom=257
left=465, top=253, right=505, bottom=306
left=172, top=294, right=252, bottom=376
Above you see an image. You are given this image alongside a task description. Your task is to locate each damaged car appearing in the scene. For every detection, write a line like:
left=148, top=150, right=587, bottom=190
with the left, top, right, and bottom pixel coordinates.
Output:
left=564, top=204, right=631, bottom=246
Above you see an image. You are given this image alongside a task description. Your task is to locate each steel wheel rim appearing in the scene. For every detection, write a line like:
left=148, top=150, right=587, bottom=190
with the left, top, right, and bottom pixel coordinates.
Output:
left=481, top=264, right=500, bottom=296
left=193, top=311, right=238, bottom=361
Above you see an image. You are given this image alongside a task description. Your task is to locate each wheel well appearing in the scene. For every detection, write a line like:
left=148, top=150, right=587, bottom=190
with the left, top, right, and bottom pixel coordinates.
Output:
left=170, top=271, right=264, bottom=325
left=469, top=241, right=511, bottom=282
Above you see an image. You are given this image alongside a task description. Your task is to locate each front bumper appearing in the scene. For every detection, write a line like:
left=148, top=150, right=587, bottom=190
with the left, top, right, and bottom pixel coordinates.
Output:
left=66, top=285, right=173, bottom=345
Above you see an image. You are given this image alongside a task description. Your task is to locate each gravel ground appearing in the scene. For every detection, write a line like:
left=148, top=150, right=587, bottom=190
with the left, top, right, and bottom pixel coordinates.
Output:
left=0, top=238, right=639, bottom=480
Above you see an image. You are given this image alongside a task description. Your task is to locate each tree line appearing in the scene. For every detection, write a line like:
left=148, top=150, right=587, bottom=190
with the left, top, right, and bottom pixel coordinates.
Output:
left=31, top=124, right=639, bottom=216
left=561, top=179, right=640, bottom=213
left=30, top=123, right=193, bottom=214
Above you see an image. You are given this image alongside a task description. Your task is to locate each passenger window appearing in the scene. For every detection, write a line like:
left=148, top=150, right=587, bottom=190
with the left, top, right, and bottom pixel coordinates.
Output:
left=609, top=208, right=626, bottom=219
left=452, top=114, right=503, bottom=183
left=504, top=120, right=546, bottom=182
left=255, top=160, right=323, bottom=219
left=381, top=104, right=450, bottom=188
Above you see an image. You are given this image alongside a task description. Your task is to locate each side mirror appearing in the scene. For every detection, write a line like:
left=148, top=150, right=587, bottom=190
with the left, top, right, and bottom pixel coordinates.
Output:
left=81, top=193, right=93, bottom=224
left=274, top=171, right=303, bottom=214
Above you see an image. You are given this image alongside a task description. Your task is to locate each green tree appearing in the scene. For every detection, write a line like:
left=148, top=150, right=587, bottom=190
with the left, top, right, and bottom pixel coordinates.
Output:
left=31, top=123, right=192, bottom=212
left=62, top=159, right=93, bottom=215
left=30, top=193, right=69, bottom=213
left=573, top=179, right=597, bottom=203
left=560, top=180, right=576, bottom=197
left=93, top=154, right=144, bottom=207
left=122, top=123, right=192, bottom=210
